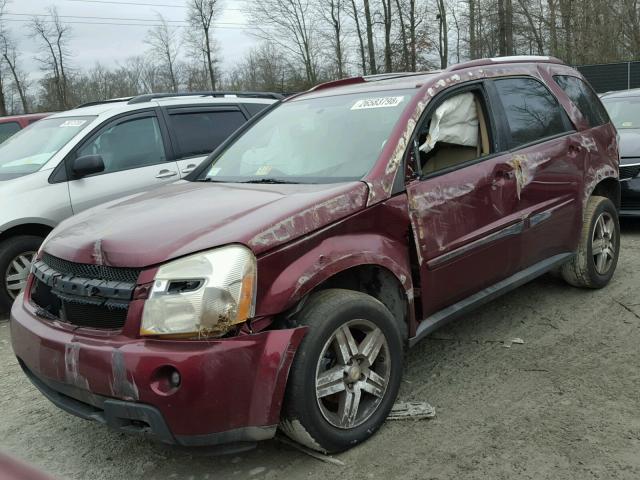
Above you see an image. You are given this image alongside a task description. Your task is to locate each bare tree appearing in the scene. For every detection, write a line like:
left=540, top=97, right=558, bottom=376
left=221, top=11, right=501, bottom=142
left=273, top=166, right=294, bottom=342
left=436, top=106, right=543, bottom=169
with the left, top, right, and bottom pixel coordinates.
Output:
left=362, top=0, right=377, bottom=74
left=31, top=7, right=72, bottom=109
left=145, top=14, right=181, bottom=92
left=1, top=34, right=28, bottom=113
left=246, top=0, right=318, bottom=87
left=436, top=0, right=448, bottom=68
left=187, top=0, right=220, bottom=90
left=349, top=0, right=368, bottom=74
left=318, top=0, right=347, bottom=78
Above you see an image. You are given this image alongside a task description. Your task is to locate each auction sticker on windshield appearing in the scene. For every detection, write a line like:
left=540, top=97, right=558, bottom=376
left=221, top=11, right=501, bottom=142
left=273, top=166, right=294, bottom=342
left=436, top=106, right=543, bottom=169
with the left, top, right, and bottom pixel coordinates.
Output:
left=60, top=120, right=87, bottom=128
left=351, top=96, right=405, bottom=110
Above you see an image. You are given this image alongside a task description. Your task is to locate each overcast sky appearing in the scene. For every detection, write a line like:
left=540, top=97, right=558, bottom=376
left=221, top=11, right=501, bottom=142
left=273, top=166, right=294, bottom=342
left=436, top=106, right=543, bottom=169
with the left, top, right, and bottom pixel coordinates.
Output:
left=6, top=0, right=254, bottom=79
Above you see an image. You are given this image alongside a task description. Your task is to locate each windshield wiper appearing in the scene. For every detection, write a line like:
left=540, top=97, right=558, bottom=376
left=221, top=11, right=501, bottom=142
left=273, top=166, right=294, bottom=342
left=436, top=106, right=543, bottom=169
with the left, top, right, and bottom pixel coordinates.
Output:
left=198, top=177, right=225, bottom=183
left=240, top=178, right=300, bottom=184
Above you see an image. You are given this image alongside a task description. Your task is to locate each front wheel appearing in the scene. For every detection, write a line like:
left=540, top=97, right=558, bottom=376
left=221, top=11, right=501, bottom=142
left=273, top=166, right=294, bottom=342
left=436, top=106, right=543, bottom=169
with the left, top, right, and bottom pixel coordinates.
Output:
left=0, top=235, right=43, bottom=312
left=280, top=289, right=403, bottom=453
left=562, top=196, right=620, bottom=289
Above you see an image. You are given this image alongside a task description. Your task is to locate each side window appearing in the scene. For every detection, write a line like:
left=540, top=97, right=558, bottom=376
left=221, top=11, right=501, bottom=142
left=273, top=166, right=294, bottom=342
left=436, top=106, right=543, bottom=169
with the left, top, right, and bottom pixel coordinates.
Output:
left=415, top=90, right=492, bottom=175
left=554, top=75, right=609, bottom=128
left=77, top=116, right=166, bottom=174
left=169, top=110, right=247, bottom=159
left=493, top=78, right=569, bottom=149
left=0, top=122, right=21, bottom=143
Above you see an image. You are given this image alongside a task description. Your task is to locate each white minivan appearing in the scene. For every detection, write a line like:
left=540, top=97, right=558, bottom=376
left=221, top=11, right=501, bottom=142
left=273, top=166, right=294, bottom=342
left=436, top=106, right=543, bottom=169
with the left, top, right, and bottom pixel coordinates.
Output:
left=0, top=92, right=280, bottom=310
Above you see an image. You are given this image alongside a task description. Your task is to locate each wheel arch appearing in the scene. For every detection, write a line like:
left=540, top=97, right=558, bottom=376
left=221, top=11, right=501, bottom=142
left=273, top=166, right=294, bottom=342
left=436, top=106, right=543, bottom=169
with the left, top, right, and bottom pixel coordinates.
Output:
left=591, top=177, right=620, bottom=211
left=0, top=222, right=53, bottom=243
left=302, top=264, right=410, bottom=339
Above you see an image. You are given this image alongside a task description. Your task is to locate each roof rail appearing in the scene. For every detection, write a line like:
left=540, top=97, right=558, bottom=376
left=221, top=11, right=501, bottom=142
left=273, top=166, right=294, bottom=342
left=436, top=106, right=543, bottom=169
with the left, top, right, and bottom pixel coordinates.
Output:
left=309, top=71, right=438, bottom=93
left=447, top=56, right=565, bottom=72
left=127, top=91, right=283, bottom=104
left=76, top=97, right=134, bottom=109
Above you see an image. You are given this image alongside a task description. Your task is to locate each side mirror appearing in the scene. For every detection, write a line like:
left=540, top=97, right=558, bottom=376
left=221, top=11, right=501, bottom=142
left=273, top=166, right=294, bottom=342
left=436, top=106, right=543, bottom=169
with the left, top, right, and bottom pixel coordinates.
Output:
left=72, top=155, right=104, bottom=178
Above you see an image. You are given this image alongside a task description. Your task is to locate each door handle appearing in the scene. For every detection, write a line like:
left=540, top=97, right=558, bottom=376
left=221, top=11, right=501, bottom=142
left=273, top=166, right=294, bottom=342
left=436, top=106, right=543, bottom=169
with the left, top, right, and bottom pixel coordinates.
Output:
left=155, top=169, right=178, bottom=179
left=181, top=164, right=197, bottom=174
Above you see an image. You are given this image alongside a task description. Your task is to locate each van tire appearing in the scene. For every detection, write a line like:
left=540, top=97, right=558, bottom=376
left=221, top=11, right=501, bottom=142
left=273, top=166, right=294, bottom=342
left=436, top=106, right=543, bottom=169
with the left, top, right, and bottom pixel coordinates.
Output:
left=280, top=289, right=403, bottom=453
left=0, top=235, right=43, bottom=313
left=562, top=196, right=619, bottom=289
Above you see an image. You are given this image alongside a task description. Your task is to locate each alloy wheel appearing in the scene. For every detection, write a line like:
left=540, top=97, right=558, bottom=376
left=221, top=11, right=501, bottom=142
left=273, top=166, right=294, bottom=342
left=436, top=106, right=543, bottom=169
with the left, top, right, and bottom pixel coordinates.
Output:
left=592, top=211, right=616, bottom=275
left=315, top=319, right=391, bottom=429
left=5, top=251, right=36, bottom=300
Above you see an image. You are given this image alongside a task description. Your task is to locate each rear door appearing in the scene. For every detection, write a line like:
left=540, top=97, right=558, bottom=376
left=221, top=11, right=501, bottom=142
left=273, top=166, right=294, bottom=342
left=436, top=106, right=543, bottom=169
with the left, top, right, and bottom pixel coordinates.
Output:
left=163, top=107, right=249, bottom=177
left=488, top=77, right=583, bottom=270
left=406, top=82, right=522, bottom=316
left=67, top=110, right=179, bottom=213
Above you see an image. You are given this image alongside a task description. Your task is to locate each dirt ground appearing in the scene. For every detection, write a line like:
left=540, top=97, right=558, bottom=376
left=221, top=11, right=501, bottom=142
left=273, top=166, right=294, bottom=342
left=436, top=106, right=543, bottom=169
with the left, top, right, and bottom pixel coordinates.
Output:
left=2, top=222, right=640, bottom=480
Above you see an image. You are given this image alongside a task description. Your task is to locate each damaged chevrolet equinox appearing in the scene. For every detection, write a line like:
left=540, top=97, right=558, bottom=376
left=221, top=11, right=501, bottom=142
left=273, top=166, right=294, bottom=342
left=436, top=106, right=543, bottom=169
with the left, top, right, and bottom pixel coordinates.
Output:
left=11, top=56, right=620, bottom=453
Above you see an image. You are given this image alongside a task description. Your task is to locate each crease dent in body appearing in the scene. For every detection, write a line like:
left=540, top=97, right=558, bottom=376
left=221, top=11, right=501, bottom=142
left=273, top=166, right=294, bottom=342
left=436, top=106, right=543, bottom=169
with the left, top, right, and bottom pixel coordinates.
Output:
left=508, top=153, right=551, bottom=199
left=64, top=342, right=90, bottom=390
left=249, top=187, right=366, bottom=248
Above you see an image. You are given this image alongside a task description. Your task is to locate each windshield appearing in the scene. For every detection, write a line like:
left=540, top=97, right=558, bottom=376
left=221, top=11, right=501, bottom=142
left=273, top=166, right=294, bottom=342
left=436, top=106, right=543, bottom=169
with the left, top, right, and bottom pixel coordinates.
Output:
left=0, top=116, right=95, bottom=179
left=602, top=96, right=640, bottom=129
left=199, top=89, right=415, bottom=184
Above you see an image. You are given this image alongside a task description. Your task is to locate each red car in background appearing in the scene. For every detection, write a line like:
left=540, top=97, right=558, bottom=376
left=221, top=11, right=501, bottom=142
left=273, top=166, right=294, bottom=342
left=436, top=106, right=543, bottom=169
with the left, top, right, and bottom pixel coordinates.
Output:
left=0, top=113, right=51, bottom=144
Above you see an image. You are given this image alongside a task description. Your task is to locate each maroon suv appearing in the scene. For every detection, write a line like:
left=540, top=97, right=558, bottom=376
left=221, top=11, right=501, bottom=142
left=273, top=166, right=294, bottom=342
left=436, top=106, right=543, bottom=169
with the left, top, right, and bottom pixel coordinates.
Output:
left=10, top=56, right=620, bottom=453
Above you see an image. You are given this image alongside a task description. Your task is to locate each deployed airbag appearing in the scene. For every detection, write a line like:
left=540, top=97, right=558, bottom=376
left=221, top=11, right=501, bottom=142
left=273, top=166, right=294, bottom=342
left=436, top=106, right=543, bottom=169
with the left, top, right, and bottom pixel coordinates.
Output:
left=420, top=93, right=479, bottom=154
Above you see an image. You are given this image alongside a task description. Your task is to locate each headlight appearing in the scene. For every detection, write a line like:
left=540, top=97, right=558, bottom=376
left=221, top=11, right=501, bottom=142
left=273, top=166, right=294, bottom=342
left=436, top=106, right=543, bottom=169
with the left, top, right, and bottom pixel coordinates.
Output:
left=140, top=245, right=257, bottom=338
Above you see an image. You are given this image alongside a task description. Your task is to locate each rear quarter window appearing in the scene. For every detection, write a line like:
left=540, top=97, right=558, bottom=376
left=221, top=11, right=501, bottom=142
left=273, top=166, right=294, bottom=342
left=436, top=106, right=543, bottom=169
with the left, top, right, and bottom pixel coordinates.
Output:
left=553, top=75, right=610, bottom=128
left=493, top=77, right=569, bottom=149
left=168, top=110, right=247, bottom=159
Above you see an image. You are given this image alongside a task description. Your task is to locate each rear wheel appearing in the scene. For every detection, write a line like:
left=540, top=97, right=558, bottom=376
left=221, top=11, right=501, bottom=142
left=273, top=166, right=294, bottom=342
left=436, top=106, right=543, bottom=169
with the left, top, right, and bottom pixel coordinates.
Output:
left=562, top=196, right=619, bottom=288
left=0, top=235, right=43, bottom=312
left=280, top=289, right=403, bottom=453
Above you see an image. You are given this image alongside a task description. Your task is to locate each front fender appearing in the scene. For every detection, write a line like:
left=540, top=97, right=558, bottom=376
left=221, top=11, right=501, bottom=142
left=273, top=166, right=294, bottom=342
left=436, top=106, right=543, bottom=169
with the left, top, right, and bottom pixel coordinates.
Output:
left=255, top=196, right=414, bottom=320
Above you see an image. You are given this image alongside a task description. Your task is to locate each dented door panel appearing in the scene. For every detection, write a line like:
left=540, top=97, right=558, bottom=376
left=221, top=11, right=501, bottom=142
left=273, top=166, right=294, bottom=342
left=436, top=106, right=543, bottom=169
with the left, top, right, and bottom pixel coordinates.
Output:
left=406, top=154, right=522, bottom=316
left=507, top=134, right=583, bottom=270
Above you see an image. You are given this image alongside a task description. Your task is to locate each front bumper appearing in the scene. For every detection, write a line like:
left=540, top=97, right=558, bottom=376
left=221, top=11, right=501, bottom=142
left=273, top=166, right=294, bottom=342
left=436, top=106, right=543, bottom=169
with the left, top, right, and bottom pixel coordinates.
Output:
left=10, top=295, right=306, bottom=447
left=620, top=177, right=640, bottom=216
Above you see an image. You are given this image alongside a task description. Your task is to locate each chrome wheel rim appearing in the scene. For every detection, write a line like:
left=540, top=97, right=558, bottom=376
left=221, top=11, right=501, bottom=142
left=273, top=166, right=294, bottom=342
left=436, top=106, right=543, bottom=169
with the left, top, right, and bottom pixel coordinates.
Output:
left=315, top=319, right=391, bottom=429
left=592, top=212, right=616, bottom=275
left=5, top=251, right=35, bottom=300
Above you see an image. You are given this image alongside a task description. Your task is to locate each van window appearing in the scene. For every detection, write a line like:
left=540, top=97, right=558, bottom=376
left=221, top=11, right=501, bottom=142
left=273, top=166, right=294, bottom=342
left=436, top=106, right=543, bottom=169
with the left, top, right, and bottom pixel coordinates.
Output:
left=554, top=75, right=609, bottom=127
left=169, top=110, right=246, bottom=159
left=493, top=78, right=568, bottom=149
left=77, top=116, right=166, bottom=174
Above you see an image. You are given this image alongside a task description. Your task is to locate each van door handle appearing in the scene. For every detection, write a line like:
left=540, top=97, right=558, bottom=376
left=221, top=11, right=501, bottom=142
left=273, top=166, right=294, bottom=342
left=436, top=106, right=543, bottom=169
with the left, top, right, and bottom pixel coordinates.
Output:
left=181, top=164, right=197, bottom=174
left=155, top=169, right=178, bottom=179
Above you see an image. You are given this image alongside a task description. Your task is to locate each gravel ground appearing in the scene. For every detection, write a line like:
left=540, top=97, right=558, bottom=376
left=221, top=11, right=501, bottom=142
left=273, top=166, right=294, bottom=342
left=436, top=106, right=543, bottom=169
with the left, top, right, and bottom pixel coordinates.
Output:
left=2, top=222, right=640, bottom=480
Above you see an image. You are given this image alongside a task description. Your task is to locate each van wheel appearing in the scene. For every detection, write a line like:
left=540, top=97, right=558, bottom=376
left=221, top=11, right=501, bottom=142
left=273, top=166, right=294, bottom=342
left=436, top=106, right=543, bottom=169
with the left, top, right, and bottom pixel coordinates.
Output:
left=562, top=196, right=619, bottom=289
left=280, top=289, right=403, bottom=453
left=0, top=235, right=43, bottom=312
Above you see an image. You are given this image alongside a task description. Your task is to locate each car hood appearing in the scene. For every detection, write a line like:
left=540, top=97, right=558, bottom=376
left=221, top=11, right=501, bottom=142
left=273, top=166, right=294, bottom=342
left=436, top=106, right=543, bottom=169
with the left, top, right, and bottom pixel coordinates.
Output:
left=44, top=180, right=369, bottom=268
left=619, top=129, right=640, bottom=161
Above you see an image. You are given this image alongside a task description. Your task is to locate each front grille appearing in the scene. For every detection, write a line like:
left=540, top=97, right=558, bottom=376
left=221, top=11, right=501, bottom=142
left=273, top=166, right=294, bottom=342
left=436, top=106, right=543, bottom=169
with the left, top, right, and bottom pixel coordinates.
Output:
left=619, top=164, right=640, bottom=180
left=42, top=253, right=141, bottom=284
left=30, top=255, right=139, bottom=330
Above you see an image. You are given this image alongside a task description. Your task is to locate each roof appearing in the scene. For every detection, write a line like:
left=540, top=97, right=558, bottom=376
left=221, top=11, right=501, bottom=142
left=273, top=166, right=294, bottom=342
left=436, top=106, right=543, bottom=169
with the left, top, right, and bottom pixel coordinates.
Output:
left=291, top=56, right=567, bottom=101
left=50, top=93, right=280, bottom=118
left=600, top=88, right=640, bottom=99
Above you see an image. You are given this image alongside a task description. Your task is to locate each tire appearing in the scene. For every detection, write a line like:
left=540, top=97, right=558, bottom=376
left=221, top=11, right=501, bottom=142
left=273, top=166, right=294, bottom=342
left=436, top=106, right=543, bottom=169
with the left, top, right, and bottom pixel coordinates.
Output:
left=0, top=235, right=43, bottom=312
left=280, top=289, right=404, bottom=453
left=561, top=196, right=619, bottom=289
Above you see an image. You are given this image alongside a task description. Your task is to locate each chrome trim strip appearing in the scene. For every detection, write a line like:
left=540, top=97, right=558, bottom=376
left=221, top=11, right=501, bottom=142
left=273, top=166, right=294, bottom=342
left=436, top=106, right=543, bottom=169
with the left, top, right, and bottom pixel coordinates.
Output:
left=427, top=220, right=525, bottom=269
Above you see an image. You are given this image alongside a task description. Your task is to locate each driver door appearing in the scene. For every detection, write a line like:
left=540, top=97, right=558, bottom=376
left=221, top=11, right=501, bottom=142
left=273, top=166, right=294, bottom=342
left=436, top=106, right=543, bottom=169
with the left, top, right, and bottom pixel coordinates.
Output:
left=67, top=111, right=180, bottom=214
left=407, top=83, right=522, bottom=316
